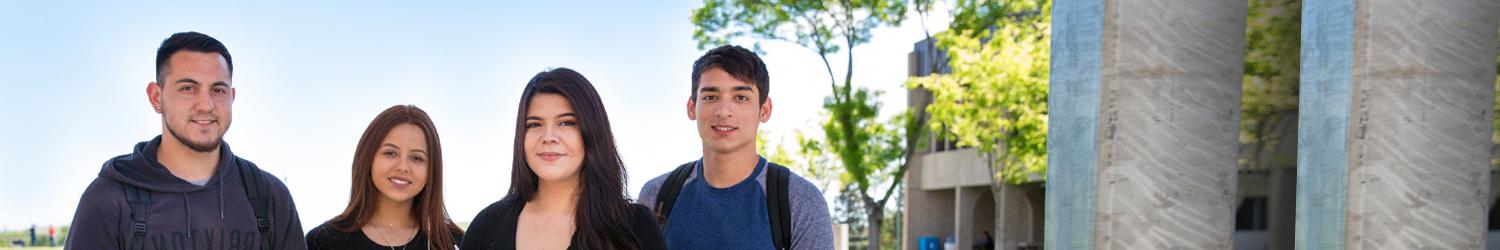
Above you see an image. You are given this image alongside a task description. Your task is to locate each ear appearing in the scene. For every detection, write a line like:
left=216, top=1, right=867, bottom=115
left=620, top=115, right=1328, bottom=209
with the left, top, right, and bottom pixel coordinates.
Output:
left=686, top=96, right=698, bottom=121
left=758, top=96, right=772, bottom=123
left=229, top=87, right=237, bottom=102
left=146, top=82, right=163, bottom=114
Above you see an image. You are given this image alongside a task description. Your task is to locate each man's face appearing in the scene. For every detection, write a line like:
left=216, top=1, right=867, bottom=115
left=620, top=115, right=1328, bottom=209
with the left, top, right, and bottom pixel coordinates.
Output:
left=688, top=67, right=772, bottom=155
left=148, top=51, right=234, bottom=153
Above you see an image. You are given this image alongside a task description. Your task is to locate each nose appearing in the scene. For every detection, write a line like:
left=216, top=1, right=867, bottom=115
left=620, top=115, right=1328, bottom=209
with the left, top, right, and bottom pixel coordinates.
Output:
left=713, top=103, right=732, bottom=119
left=541, top=126, right=561, bottom=144
left=192, top=91, right=215, bottom=112
left=396, top=161, right=412, bottom=173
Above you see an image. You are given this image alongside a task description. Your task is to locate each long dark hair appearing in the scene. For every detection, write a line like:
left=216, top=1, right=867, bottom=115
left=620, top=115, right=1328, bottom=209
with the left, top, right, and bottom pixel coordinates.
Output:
left=506, top=68, right=638, bottom=249
left=328, top=105, right=462, bottom=249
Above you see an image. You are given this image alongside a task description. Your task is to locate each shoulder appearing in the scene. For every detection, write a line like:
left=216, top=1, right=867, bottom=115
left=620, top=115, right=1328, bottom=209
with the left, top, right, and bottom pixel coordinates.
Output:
left=78, top=176, right=126, bottom=208
left=468, top=197, right=523, bottom=232
left=777, top=166, right=831, bottom=225
left=637, top=171, right=672, bottom=209
left=234, top=158, right=282, bottom=186
left=782, top=170, right=826, bottom=202
left=67, top=176, right=127, bottom=244
left=461, top=198, right=522, bottom=249
left=305, top=222, right=352, bottom=248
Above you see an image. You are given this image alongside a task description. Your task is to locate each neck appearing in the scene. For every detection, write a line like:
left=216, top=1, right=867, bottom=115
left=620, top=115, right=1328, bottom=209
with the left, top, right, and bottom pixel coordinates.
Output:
left=529, top=175, right=580, bottom=215
left=701, top=148, right=759, bottom=188
left=371, top=197, right=417, bottom=229
left=156, top=136, right=221, bottom=181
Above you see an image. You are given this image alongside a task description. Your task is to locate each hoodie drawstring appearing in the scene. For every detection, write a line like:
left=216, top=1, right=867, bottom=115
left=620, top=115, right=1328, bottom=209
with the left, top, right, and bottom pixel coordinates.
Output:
left=219, top=168, right=225, bottom=219
left=183, top=193, right=193, bottom=242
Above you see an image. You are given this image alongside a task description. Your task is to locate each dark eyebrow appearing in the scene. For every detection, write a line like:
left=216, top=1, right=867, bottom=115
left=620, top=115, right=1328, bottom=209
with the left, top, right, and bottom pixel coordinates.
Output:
left=174, top=78, right=200, bottom=85
left=381, top=142, right=427, bottom=154
left=526, top=113, right=577, bottom=121
left=699, top=86, right=719, bottom=93
left=211, top=81, right=229, bottom=88
left=731, top=86, right=753, bottom=92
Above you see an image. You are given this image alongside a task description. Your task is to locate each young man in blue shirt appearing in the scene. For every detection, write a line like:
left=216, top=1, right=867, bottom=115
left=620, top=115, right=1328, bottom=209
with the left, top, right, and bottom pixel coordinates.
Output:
left=638, top=45, right=834, bottom=250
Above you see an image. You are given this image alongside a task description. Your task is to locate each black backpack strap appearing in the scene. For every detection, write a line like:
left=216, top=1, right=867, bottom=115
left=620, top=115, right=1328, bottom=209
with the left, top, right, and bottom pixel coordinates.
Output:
left=122, top=183, right=150, bottom=250
left=653, top=161, right=698, bottom=226
left=236, top=158, right=273, bottom=250
left=765, top=164, right=792, bottom=250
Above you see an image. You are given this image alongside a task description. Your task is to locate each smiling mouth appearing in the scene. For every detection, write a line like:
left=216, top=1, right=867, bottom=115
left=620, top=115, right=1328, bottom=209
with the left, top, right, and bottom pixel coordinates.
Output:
left=537, top=152, right=565, bottom=161
left=389, top=177, right=412, bottom=186
left=189, top=117, right=218, bottom=125
left=711, top=125, right=737, bottom=132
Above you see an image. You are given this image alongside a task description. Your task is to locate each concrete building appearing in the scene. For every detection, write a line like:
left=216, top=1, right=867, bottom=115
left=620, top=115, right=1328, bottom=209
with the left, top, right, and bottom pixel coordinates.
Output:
left=902, top=38, right=1045, bottom=250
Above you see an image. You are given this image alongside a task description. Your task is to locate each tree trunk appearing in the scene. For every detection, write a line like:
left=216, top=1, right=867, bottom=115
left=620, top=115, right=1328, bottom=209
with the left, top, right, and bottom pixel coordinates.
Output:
left=986, top=153, right=1005, bottom=250
left=863, top=196, right=885, bottom=250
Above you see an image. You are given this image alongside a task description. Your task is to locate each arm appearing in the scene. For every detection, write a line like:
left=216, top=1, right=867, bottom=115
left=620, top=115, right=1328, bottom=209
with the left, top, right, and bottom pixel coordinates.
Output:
left=787, top=176, right=833, bottom=250
left=267, top=177, right=307, bottom=250
left=64, top=178, right=124, bottom=250
left=636, top=173, right=668, bottom=211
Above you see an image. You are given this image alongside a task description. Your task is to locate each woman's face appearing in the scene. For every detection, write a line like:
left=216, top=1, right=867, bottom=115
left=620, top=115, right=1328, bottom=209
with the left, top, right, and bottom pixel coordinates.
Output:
left=370, top=123, right=430, bottom=204
left=524, top=93, right=585, bottom=184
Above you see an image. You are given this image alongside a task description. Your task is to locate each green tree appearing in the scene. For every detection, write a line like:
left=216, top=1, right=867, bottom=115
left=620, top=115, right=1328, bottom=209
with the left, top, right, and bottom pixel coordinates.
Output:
left=692, top=0, right=913, bottom=248
left=906, top=0, right=1050, bottom=184
left=1241, top=0, right=1301, bottom=171
left=904, top=0, right=1049, bottom=246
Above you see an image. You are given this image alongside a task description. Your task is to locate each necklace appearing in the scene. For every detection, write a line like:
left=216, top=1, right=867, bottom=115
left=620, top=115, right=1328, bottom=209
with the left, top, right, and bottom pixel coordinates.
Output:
left=370, top=223, right=412, bottom=250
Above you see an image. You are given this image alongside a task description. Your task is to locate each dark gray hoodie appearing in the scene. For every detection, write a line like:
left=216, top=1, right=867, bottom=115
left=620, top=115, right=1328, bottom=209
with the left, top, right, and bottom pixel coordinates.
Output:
left=66, top=136, right=306, bottom=249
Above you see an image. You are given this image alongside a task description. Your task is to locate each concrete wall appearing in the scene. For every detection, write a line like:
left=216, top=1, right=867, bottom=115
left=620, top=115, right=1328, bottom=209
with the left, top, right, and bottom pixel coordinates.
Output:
left=1297, top=0, right=1499, bottom=248
left=1047, top=0, right=1247, bottom=248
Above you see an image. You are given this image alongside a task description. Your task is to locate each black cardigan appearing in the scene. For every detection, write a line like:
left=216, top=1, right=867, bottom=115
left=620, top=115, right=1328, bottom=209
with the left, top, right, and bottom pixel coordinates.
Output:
left=460, top=197, right=667, bottom=250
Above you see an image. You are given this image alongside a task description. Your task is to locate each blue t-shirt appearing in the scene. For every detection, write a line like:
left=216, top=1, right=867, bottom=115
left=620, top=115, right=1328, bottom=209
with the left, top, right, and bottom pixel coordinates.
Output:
left=638, top=156, right=835, bottom=250
left=663, top=158, right=774, bottom=249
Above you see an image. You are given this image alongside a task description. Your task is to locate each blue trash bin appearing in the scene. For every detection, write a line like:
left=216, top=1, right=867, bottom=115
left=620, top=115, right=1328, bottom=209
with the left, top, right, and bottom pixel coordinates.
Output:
left=918, top=236, right=941, bottom=250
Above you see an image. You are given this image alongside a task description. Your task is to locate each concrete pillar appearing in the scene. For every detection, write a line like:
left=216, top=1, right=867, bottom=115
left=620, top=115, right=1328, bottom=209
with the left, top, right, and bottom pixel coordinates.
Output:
left=1046, top=0, right=1246, bottom=249
left=1296, top=0, right=1499, bottom=248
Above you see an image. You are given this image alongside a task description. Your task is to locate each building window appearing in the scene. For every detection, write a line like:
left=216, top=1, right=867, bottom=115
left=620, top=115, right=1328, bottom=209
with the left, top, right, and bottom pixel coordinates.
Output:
left=1235, top=197, right=1269, bottom=231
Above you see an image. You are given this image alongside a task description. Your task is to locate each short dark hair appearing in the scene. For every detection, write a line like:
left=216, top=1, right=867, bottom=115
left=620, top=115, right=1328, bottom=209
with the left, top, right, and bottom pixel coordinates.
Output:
left=155, top=32, right=232, bottom=84
left=690, top=45, right=769, bottom=105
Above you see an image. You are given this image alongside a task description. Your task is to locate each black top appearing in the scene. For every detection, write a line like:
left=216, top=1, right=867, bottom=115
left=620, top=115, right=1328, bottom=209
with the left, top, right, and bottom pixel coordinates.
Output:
left=306, top=222, right=463, bottom=250
left=460, top=198, right=667, bottom=250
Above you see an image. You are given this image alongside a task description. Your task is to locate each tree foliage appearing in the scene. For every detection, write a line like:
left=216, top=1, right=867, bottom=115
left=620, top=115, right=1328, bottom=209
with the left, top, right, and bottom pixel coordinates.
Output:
left=1240, top=0, right=1302, bottom=170
left=906, top=0, right=1050, bottom=184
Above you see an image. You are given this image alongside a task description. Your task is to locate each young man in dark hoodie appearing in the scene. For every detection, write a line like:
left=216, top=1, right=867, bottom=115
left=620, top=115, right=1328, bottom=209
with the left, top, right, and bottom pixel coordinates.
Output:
left=65, top=32, right=306, bottom=249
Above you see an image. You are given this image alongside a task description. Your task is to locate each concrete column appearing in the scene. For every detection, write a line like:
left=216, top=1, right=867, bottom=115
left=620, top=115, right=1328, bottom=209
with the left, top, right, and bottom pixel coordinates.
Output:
left=1046, top=0, right=1246, bottom=249
left=1296, top=0, right=1499, bottom=248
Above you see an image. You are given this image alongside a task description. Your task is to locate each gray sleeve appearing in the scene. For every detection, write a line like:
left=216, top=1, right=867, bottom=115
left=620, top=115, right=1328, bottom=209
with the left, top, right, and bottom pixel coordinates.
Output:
left=787, top=174, right=834, bottom=250
left=637, top=173, right=670, bottom=211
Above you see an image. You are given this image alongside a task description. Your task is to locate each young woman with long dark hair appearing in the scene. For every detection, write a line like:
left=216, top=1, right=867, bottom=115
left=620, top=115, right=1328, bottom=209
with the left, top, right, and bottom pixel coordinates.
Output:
left=307, top=105, right=464, bottom=249
left=461, top=68, right=666, bottom=249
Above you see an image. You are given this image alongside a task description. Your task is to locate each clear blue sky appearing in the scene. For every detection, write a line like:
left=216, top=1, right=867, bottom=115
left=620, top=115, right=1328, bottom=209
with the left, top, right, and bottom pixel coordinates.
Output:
left=0, top=1, right=946, bottom=231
